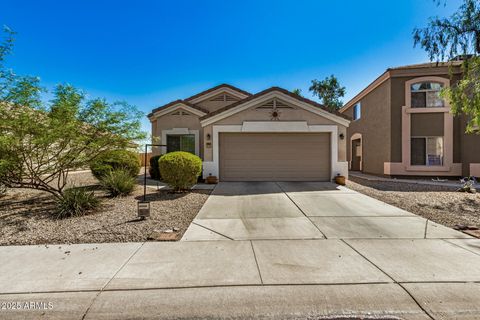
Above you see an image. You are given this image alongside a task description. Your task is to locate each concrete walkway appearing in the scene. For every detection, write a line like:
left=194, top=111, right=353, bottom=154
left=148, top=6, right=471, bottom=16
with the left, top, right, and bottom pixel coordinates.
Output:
left=1, top=182, right=480, bottom=319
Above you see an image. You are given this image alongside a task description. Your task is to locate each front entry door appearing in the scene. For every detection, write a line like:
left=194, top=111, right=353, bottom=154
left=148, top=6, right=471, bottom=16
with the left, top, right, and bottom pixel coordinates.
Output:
left=351, top=139, right=361, bottom=171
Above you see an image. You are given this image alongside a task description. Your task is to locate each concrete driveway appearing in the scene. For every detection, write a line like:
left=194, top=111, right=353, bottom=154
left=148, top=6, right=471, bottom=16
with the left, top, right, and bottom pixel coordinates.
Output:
left=182, top=181, right=470, bottom=241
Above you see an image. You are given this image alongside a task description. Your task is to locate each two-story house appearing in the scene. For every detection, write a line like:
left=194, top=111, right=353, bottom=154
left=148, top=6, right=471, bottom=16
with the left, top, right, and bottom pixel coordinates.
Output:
left=340, top=61, right=480, bottom=178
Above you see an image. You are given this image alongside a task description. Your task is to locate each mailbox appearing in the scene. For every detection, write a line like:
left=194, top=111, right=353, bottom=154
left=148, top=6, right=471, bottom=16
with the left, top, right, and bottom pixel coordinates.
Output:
left=137, top=201, right=151, bottom=218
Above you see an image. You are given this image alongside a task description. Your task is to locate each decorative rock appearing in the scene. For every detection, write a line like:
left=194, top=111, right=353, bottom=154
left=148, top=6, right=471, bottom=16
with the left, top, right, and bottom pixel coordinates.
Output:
left=147, top=231, right=179, bottom=241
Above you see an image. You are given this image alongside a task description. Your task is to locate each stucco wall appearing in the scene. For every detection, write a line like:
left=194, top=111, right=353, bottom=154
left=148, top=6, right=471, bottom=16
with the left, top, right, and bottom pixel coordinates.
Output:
left=460, top=115, right=480, bottom=176
left=390, top=74, right=452, bottom=163
left=151, top=111, right=203, bottom=158
left=345, top=79, right=391, bottom=175
left=343, top=68, right=478, bottom=177
left=411, top=113, right=444, bottom=136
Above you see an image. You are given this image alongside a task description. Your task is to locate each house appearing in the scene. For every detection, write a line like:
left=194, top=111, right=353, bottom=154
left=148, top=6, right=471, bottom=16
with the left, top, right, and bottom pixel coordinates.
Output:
left=340, top=62, right=480, bottom=178
left=148, top=84, right=350, bottom=181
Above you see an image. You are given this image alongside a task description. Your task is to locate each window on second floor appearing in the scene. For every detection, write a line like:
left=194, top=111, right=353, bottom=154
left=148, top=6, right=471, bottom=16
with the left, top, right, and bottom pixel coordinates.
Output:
left=411, top=82, right=445, bottom=108
left=353, top=103, right=361, bottom=121
left=411, top=136, right=443, bottom=166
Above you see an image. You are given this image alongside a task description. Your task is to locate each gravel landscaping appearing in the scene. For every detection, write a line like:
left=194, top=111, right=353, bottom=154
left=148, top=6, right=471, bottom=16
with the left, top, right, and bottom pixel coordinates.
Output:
left=0, top=171, right=210, bottom=246
left=347, top=177, right=480, bottom=230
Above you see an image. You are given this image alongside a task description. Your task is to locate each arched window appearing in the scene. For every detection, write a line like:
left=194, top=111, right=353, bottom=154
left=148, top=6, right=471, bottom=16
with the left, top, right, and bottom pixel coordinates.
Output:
left=410, top=82, right=444, bottom=108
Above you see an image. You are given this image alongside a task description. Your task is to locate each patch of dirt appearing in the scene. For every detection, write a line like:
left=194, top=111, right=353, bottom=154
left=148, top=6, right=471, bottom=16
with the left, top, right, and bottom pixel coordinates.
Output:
left=346, top=177, right=480, bottom=230
left=0, top=172, right=210, bottom=246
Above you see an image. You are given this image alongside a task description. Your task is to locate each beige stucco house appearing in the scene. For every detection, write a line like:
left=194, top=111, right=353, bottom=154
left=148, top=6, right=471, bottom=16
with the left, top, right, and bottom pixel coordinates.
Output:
left=148, top=84, right=350, bottom=181
left=340, top=62, right=480, bottom=178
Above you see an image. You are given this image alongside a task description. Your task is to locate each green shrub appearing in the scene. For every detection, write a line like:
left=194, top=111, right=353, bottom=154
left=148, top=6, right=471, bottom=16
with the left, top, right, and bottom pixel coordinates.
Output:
left=100, top=169, right=136, bottom=197
left=90, top=150, right=140, bottom=179
left=56, top=188, right=100, bottom=219
left=148, top=155, right=162, bottom=180
left=159, top=151, right=202, bottom=191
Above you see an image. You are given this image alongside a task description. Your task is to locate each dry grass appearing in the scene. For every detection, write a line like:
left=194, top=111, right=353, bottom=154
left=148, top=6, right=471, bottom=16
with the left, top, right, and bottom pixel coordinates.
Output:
left=347, top=177, right=480, bottom=229
left=0, top=172, right=210, bottom=246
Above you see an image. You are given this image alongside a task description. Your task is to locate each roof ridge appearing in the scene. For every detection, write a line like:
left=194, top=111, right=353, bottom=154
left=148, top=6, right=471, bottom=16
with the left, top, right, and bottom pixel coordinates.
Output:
left=147, top=99, right=209, bottom=118
left=184, top=83, right=252, bottom=102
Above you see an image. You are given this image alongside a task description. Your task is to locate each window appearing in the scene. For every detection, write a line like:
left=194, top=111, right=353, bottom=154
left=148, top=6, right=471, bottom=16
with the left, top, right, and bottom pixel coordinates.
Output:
left=411, top=136, right=443, bottom=166
left=353, top=103, right=361, bottom=120
left=166, top=134, right=195, bottom=154
left=411, top=82, right=444, bottom=108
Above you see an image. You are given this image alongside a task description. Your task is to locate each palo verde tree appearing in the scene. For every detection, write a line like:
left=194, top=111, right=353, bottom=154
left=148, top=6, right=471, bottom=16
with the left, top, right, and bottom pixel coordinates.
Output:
left=413, top=0, right=480, bottom=132
left=0, top=27, right=145, bottom=199
left=309, top=75, right=346, bottom=112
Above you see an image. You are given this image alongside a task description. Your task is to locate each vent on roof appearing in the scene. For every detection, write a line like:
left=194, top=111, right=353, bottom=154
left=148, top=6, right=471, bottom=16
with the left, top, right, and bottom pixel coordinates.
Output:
left=256, top=99, right=293, bottom=109
left=170, top=110, right=190, bottom=116
left=225, top=94, right=239, bottom=101
left=209, top=93, right=240, bottom=102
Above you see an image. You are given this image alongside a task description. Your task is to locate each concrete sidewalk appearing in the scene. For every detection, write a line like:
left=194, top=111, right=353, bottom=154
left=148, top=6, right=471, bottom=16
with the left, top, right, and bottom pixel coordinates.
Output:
left=1, top=239, right=480, bottom=319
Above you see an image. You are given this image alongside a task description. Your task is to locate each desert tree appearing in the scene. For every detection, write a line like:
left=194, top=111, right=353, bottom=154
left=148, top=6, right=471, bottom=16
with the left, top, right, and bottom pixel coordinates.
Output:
left=0, top=27, right=146, bottom=199
left=309, top=75, right=346, bottom=112
left=413, top=0, right=480, bottom=132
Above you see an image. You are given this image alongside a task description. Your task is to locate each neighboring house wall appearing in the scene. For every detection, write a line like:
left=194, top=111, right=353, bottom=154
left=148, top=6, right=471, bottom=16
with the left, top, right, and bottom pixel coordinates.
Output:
left=389, top=74, right=453, bottom=165
left=343, top=65, right=480, bottom=178
left=387, top=75, right=461, bottom=176
left=344, top=79, right=391, bottom=175
left=460, top=115, right=480, bottom=176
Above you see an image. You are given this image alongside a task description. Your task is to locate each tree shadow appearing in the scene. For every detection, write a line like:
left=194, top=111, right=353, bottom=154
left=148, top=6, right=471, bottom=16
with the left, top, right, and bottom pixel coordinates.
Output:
left=0, top=193, right=57, bottom=231
left=133, top=189, right=202, bottom=202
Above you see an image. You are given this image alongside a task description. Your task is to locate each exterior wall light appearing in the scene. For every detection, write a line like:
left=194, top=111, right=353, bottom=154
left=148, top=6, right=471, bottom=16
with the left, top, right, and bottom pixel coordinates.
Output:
left=206, top=133, right=211, bottom=141
left=339, top=133, right=345, bottom=140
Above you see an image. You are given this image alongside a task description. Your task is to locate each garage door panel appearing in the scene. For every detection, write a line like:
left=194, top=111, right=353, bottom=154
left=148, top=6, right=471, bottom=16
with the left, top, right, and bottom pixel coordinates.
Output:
left=219, top=133, right=330, bottom=181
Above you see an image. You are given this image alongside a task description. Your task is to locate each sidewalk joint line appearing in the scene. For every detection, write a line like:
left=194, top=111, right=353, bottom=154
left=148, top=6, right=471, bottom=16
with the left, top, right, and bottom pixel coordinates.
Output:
left=341, top=239, right=435, bottom=320
left=81, top=241, right=146, bottom=320
left=397, top=283, right=436, bottom=320
left=424, top=220, right=428, bottom=239
left=249, top=241, right=264, bottom=285
left=274, top=182, right=328, bottom=239
left=441, top=239, right=480, bottom=257
left=192, top=221, right=234, bottom=240
left=3, top=280, right=479, bottom=296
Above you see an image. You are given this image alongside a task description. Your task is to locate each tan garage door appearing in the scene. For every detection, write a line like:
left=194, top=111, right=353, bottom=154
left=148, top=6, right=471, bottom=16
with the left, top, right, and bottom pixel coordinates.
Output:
left=219, top=133, right=331, bottom=181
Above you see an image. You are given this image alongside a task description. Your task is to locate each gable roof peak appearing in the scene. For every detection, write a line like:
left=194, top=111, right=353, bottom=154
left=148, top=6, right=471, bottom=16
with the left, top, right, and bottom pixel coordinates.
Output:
left=147, top=99, right=208, bottom=118
left=184, top=83, right=251, bottom=102
left=200, top=86, right=350, bottom=121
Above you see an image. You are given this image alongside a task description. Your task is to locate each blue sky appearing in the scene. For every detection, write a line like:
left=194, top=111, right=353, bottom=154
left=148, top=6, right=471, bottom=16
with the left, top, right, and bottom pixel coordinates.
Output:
left=1, top=0, right=459, bottom=134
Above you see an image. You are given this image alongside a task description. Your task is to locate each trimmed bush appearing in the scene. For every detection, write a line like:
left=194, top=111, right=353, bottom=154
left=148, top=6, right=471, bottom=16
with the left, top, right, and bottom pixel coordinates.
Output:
left=90, top=150, right=140, bottom=180
left=159, top=151, right=202, bottom=191
left=148, top=155, right=162, bottom=180
left=56, top=187, right=100, bottom=219
left=100, top=169, right=136, bottom=197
